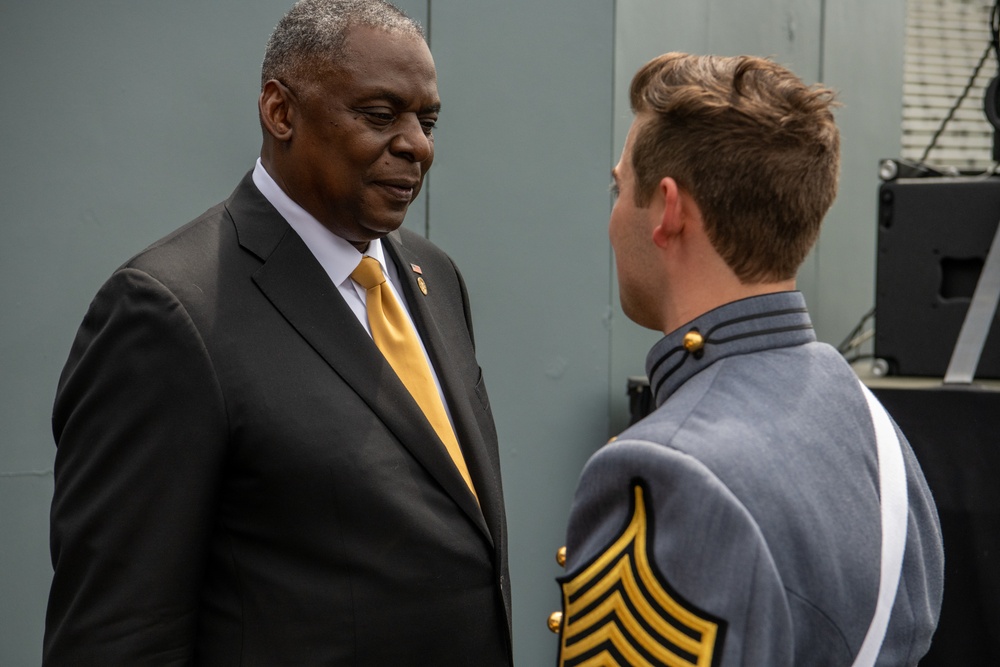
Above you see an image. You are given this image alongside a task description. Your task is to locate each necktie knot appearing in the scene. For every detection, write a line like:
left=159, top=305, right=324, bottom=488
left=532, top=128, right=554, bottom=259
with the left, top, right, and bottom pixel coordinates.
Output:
left=351, top=256, right=386, bottom=290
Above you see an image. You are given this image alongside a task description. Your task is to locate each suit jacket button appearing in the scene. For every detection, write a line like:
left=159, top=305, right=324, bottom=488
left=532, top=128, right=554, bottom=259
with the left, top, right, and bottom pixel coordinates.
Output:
left=556, top=546, right=566, bottom=567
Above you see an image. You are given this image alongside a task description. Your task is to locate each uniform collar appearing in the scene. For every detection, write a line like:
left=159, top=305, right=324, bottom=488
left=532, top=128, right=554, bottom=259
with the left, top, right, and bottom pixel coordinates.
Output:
left=646, top=291, right=815, bottom=407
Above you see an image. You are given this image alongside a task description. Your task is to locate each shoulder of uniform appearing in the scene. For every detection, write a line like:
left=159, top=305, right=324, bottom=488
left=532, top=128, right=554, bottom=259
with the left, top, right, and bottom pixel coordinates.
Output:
left=554, top=480, right=728, bottom=666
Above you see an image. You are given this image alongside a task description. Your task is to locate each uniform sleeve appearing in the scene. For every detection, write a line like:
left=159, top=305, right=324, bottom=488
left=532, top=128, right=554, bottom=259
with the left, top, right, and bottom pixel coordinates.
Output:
left=45, top=268, right=229, bottom=665
left=557, top=439, right=795, bottom=666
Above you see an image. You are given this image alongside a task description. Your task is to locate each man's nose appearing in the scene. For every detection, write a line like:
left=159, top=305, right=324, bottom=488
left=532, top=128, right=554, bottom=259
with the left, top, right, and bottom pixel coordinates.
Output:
left=389, top=115, right=433, bottom=163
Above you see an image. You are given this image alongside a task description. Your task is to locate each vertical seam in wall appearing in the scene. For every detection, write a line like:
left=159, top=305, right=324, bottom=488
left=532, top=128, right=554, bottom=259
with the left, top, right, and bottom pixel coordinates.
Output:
left=608, top=0, right=619, bottom=437
left=425, top=0, right=433, bottom=240
left=818, top=0, right=826, bottom=82
left=814, top=0, right=828, bottom=315
left=425, top=0, right=432, bottom=44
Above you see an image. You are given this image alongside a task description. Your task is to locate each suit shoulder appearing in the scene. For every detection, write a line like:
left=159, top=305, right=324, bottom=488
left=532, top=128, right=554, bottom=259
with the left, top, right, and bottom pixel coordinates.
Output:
left=394, top=228, right=458, bottom=267
left=118, top=201, right=236, bottom=282
left=395, top=226, right=439, bottom=249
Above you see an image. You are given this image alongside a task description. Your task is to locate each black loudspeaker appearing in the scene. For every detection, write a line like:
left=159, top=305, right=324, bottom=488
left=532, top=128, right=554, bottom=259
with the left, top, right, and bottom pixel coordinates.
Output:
left=875, top=177, right=1000, bottom=378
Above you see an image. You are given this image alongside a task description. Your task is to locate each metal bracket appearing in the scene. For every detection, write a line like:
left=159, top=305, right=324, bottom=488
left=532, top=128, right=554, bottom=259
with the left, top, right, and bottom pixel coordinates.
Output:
left=944, top=215, right=1000, bottom=384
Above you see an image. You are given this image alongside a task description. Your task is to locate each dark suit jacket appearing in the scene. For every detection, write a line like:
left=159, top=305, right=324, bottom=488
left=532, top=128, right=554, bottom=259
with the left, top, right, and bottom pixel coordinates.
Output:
left=45, top=173, right=512, bottom=666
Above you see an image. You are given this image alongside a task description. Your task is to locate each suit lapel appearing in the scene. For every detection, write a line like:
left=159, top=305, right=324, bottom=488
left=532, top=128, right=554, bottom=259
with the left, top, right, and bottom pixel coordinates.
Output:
left=225, top=175, right=490, bottom=541
left=385, top=233, right=499, bottom=546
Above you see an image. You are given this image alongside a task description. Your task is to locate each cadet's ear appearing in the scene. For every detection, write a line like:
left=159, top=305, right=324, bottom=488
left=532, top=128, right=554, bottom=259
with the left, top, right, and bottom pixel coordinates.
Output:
left=652, top=177, right=682, bottom=248
left=259, top=79, right=295, bottom=142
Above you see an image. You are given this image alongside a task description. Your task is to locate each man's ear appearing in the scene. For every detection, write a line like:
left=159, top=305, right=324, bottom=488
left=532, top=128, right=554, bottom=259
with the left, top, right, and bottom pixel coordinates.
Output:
left=259, top=79, right=295, bottom=142
left=651, top=176, right=682, bottom=248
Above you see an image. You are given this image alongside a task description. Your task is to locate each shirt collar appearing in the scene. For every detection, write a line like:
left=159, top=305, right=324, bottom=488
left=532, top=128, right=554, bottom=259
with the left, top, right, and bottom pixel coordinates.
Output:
left=251, top=158, right=387, bottom=284
left=646, top=291, right=816, bottom=407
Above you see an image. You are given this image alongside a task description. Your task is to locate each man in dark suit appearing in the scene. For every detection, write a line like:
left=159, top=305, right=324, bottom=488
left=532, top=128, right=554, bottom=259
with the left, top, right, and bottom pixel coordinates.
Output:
left=44, top=1, right=511, bottom=664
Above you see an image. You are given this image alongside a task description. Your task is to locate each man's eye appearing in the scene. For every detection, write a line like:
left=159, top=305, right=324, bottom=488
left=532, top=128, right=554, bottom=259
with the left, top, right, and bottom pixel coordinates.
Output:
left=364, top=110, right=394, bottom=124
left=610, top=182, right=620, bottom=199
left=420, top=118, right=437, bottom=134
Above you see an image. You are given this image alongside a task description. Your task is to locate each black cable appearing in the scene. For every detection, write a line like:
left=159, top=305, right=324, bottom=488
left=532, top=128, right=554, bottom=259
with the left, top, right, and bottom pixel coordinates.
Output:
left=919, top=41, right=994, bottom=164
left=844, top=352, right=876, bottom=365
left=837, top=306, right=875, bottom=356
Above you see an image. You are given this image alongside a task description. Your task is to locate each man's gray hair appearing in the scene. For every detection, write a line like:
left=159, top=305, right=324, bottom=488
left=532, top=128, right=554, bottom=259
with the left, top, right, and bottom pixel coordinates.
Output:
left=261, top=0, right=424, bottom=89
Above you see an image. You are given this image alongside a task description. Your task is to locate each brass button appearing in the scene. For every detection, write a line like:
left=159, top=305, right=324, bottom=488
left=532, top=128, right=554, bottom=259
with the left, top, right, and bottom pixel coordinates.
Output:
left=547, top=611, right=563, bottom=634
left=683, top=330, right=704, bottom=352
left=556, top=546, right=567, bottom=567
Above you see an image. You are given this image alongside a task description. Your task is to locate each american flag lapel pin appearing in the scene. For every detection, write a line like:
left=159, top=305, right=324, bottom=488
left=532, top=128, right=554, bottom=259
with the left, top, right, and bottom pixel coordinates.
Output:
left=410, top=264, right=428, bottom=295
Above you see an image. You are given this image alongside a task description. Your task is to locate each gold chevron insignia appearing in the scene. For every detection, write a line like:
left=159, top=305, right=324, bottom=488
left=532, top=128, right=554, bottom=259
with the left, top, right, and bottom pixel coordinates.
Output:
left=557, top=483, right=725, bottom=667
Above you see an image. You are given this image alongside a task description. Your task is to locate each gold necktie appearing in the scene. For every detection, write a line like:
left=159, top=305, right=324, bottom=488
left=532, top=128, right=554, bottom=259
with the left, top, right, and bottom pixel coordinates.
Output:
left=351, top=257, right=477, bottom=499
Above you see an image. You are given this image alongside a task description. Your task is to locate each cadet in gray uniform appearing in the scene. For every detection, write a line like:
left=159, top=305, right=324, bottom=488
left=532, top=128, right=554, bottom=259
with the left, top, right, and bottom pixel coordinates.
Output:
left=553, top=53, right=943, bottom=666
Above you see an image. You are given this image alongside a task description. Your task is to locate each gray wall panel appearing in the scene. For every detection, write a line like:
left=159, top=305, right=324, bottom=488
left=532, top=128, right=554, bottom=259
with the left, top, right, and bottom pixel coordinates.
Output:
left=0, top=477, right=52, bottom=666
left=816, top=0, right=906, bottom=342
left=428, top=2, right=615, bottom=663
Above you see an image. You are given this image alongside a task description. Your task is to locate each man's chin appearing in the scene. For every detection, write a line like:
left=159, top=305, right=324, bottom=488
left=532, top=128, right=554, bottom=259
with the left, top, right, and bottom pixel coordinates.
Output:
left=620, top=295, right=662, bottom=332
left=364, top=216, right=407, bottom=238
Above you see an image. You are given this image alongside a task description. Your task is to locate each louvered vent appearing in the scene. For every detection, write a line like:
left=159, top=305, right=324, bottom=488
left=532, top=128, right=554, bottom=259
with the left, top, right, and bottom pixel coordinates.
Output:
left=903, top=0, right=997, bottom=169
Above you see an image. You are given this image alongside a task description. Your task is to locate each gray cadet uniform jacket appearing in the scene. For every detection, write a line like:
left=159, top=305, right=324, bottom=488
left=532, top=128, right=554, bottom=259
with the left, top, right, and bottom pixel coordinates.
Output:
left=556, top=291, right=943, bottom=666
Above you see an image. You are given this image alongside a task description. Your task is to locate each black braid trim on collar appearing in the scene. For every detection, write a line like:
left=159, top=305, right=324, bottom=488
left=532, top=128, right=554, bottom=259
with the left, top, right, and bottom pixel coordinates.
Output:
left=650, top=308, right=812, bottom=398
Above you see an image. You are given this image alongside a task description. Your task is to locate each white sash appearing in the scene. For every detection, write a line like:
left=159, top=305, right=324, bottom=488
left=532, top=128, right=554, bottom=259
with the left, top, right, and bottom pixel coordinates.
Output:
left=851, top=382, right=909, bottom=667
